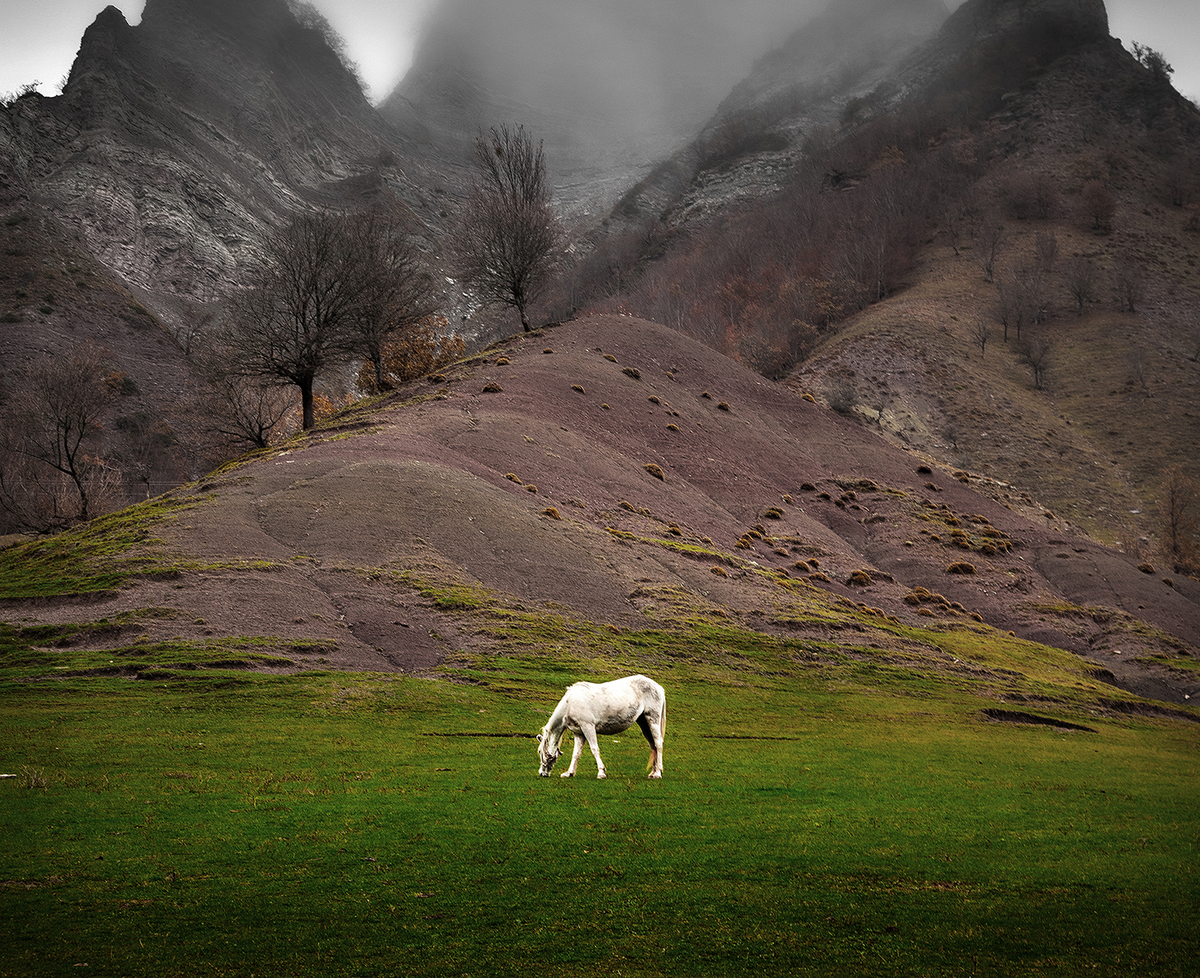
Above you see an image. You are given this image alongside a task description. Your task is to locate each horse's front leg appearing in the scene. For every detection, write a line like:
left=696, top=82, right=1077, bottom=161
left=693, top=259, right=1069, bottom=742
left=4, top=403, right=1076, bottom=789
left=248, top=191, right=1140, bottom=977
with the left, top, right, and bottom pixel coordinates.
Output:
left=561, top=731, right=586, bottom=777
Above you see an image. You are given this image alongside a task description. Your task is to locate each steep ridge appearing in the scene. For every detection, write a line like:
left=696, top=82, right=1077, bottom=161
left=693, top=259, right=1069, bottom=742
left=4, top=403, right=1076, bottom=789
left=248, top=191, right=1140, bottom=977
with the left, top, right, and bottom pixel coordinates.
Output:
left=0, top=0, right=411, bottom=310
left=9, top=316, right=1197, bottom=702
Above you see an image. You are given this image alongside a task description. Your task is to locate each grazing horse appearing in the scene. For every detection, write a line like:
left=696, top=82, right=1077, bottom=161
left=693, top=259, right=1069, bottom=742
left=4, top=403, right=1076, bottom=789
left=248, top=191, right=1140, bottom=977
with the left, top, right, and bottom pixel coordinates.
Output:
left=536, top=674, right=666, bottom=779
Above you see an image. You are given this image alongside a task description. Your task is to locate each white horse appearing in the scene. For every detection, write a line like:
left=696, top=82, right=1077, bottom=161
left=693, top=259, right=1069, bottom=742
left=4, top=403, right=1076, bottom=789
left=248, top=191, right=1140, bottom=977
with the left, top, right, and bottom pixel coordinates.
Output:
left=536, top=674, right=666, bottom=779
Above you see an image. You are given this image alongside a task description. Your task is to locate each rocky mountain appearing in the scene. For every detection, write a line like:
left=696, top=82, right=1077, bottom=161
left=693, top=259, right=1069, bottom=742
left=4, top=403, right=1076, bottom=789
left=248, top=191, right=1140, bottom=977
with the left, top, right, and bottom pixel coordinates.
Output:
left=1, top=0, right=412, bottom=309
left=0, top=0, right=426, bottom=499
left=0, top=0, right=1196, bottom=697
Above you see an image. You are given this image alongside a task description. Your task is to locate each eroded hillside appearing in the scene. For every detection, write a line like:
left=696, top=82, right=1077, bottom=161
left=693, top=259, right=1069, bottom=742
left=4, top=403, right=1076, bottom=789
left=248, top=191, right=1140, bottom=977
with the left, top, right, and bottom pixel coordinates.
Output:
left=4, top=317, right=1196, bottom=708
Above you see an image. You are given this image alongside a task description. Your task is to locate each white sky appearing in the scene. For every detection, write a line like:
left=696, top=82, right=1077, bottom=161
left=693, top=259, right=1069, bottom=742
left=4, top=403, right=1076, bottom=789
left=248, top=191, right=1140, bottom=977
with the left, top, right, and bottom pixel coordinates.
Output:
left=1, top=0, right=1197, bottom=106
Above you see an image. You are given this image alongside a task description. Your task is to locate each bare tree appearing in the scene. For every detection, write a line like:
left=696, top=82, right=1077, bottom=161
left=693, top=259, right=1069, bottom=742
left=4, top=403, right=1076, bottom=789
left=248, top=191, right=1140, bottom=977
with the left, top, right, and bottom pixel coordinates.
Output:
left=338, top=206, right=440, bottom=392
left=1061, top=256, right=1098, bottom=315
left=191, top=335, right=294, bottom=451
left=1035, top=231, right=1058, bottom=273
left=453, top=125, right=564, bottom=331
left=0, top=345, right=118, bottom=530
left=1113, top=257, right=1146, bottom=313
left=227, top=208, right=434, bottom=429
left=977, top=222, right=1004, bottom=283
left=1017, top=329, right=1054, bottom=390
left=1158, top=465, right=1199, bottom=573
left=973, top=316, right=990, bottom=357
left=1080, top=181, right=1115, bottom=234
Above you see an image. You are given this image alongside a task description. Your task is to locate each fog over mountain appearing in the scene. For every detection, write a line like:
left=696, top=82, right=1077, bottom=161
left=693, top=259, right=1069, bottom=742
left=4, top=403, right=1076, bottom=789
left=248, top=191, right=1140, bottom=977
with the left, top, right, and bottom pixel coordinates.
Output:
left=399, top=0, right=824, bottom=139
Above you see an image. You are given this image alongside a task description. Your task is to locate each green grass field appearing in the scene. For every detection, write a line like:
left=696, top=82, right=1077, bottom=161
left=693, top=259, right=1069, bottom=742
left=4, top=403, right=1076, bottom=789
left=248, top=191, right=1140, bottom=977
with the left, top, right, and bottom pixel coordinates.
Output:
left=3, top=640, right=1198, bottom=977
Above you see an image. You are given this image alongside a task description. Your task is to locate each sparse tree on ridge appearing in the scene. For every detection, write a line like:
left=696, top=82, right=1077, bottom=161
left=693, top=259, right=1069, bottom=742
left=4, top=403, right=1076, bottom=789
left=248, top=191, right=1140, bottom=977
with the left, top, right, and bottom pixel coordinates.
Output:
left=338, top=206, right=440, bottom=393
left=453, top=124, right=564, bottom=332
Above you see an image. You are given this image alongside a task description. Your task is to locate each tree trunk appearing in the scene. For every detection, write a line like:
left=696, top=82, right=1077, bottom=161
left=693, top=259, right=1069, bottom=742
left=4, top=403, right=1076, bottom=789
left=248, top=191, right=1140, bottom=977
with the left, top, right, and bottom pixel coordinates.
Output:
left=300, top=375, right=316, bottom=430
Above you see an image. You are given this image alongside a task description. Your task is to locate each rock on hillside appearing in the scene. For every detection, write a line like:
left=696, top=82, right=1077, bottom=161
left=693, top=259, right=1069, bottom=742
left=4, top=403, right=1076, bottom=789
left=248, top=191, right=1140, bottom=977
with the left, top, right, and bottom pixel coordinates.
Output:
left=12, top=316, right=1197, bottom=702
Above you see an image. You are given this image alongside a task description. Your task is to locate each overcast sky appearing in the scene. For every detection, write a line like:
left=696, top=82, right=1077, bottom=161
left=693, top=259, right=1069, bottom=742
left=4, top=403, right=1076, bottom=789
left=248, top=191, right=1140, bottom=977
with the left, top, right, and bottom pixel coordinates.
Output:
left=2, top=0, right=1198, bottom=106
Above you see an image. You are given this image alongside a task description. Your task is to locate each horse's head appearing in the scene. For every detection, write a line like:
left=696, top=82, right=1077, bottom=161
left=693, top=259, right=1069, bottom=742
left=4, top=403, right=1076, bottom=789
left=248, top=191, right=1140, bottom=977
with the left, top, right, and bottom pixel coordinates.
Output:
left=536, top=730, right=561, bottom=776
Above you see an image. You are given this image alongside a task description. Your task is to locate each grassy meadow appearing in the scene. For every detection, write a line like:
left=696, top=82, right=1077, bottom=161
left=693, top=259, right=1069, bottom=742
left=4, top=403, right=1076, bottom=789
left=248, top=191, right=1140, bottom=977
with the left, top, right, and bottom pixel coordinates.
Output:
left=3, top=619, right=1199, bottom=977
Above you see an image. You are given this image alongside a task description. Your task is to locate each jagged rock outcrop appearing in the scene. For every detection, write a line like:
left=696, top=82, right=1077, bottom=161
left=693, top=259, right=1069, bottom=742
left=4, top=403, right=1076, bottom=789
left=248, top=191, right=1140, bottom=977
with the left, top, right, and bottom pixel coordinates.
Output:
left=0, top=0, right=410, bottom=307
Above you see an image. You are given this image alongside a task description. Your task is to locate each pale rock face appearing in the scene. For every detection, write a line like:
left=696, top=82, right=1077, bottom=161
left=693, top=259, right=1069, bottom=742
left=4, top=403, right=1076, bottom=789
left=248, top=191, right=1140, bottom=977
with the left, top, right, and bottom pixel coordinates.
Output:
left=0, top=0, right=401, bottom=307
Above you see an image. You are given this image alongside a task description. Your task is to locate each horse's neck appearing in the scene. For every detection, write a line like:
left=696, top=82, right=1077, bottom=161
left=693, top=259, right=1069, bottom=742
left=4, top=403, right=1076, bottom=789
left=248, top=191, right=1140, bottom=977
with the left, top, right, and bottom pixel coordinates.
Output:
left=544, top=700, right=571, bottom=745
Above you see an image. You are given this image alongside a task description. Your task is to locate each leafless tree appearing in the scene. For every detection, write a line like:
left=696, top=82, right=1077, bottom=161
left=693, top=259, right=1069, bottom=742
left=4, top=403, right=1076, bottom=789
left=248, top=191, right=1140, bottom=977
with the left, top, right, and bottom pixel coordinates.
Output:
left=1113, top=257, right=1146, bottom=314
left=995, top=262, right=1047, bottom=341
left=1017, top=329, right=1054, bottom=390
left=452, top=125, right=564, bottom=332
left=338, top=206, right=440, bottom=392
left=977, top=222, right=1004, bottom=282
left=1061, top=256, right=1098, bottom=315
left=226, top=208, right=434, bottom=429
left=973, top=316, right=990, bottom=357
left=1126, top=346, right=1152, bottom=396
left=1081, top=181, right=1116, bottom=234
left=1035, top=231, right=1058, bottom=273
left=1158, top=465, right=1199, bottom=573
left=0, top=345, right=118, bottom=530
left=191, top=334, right=294, bottom=451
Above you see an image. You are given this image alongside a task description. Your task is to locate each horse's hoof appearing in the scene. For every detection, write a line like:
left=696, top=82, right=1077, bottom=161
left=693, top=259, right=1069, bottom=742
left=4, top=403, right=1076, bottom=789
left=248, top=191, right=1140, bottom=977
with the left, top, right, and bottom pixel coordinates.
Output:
left=560, top=771, right=573, bottom=778
left=648, top=772, right=662, bottom=779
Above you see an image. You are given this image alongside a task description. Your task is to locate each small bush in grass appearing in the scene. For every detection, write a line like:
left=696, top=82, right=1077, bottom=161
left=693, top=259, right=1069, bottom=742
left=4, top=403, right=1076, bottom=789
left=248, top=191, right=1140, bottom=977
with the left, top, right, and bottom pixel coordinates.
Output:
left=542, top=507, right=561, bottom=519
left=649, top=395, right=661, bottom=405
left=847, top=569, right=873, bottom=586
left=429, top=373, right=446, bottom=383
left=482, top=382, right=503, bottom=393
left=1164, top=578, right=1176, bottom=588
left=701, top=391, right=712, bottom=399
left=711, top=565, right=729, bottom=577
left=572, top=384, right=585, bottom=393
left=623, top=366, right=641, bottom=380
left=667, top=423, right=679, bottom=431
left=917, top=464, right=933, bottom=474
left=526, top=485, right=538, bottom=494
left=619, top=500, right=635, bottom=511
left=903, top=592, right=922, bottom=606
left=736, top=538, right=752, bottom=550
left=764, top=507, right=784, bottom=520
left=800, top=482, right=816, bottom=492
left=1138, top=562, right=1155, bottom=574
left=802, top=392, right=816, bottom=403
left=667, top=524, right=682, bottom=536
left=602, top=403, right=610, bottom=410
left=543, top=348, right=553, bottom=354
left=717, top=402, right=731, bottom=412
left=809, top=571, right=830, bottom=582
left=505, top=473, right=523, bottom=484
left=644, top=463, right=664, bottom=480
left=782, top=494, right=793, bottom=504
left=947, top=561, right=976, bottom=575
left=603, top=353, right=617, bottom=363
left=496, top=356, right=511, bottom=365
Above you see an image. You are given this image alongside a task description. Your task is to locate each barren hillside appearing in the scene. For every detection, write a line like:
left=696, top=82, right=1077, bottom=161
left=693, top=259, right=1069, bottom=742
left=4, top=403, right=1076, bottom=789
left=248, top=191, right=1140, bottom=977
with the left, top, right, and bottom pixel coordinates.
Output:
left=6, top=316, right=1196, bottom=709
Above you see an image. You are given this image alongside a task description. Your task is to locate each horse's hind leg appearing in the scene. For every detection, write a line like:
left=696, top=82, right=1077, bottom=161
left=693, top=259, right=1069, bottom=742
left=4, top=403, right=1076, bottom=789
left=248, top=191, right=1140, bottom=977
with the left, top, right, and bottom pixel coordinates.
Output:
left=636, top=714, right=663, bottom=779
